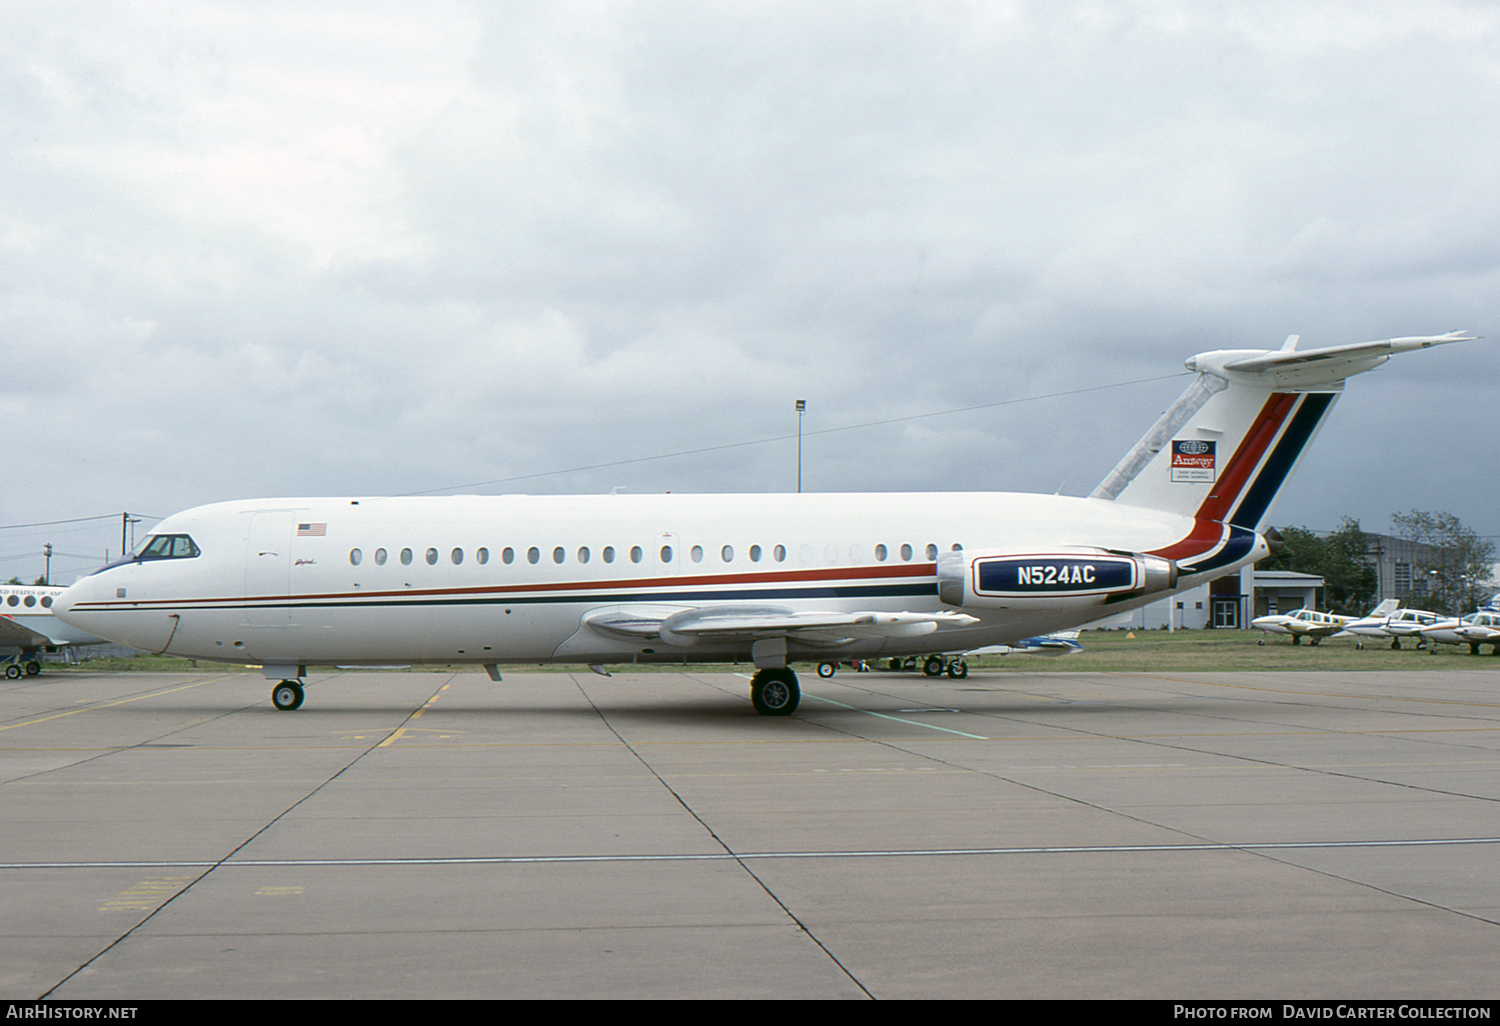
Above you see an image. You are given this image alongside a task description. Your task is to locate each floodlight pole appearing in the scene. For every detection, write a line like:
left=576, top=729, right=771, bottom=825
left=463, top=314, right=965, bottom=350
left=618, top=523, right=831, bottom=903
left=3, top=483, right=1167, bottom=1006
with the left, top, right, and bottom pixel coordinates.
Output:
left=795, top=399, right=806, bottom=493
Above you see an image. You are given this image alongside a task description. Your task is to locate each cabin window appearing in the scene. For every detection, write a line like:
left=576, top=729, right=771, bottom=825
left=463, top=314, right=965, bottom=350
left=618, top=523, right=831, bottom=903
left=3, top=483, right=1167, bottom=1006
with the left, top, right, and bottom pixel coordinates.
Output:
left=578, top=547, right=591, bottom=564
left=721, top=545, right=734, bottom=562
left=451, top=548, right=463, bottom=565
left=774, top=545, right=786, bottom=562
left=749, top=544, right=762, bottom=562
left=400, top=548, right=414, bottom=566
left=690, top=545, right=703, bottom=563
left=24, top=595, right=36, bottom=607
left=425, top=548, right=439, bottom=565
left=630, top=546, right=643, bottom=564
left=553, top=547, right=566, bottom=564
left=900, top=544, right=913, bottom=562
left=476, top=548, right=489, bottom=565
left=602, top=546, right=615, bottom=563
left=502, top=547, right=515, bottom=564
left=527, top=547, right=540, bottom=565
left=136, top=534, right=201, bottom=560
left=375, top=548, right=388, bottom=565
left=350, top=549, right=363, bottom=566
left=925, top=544, right=938, bottom=561
left=41, top=596, right=52, bottom=607
left=6, top=595, right=17, bottom=606
left=659, top=545, right=673, bottom=563
left=875, top=544, right=887, bottom=561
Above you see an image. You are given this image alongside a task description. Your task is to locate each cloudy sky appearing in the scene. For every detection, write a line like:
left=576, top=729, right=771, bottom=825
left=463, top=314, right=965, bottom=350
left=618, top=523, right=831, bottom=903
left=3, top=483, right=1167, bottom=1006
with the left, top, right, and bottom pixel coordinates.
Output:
left=3, top=0, right=1497, bottom=584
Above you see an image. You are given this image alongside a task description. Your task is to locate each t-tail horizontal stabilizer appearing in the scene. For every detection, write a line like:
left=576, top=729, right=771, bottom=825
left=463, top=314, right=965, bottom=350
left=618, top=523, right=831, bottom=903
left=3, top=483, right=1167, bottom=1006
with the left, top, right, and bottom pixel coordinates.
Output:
left=1091, top=332, right=1474, bottom=529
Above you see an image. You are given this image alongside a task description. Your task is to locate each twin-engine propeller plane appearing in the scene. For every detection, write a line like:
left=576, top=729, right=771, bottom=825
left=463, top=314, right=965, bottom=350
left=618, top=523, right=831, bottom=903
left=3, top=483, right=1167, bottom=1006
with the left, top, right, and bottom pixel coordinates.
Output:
left=1419, top=594, right=1500, bottom=655
left=1251, top=599, right=1398, bottom=645
left=54, top=332, right=1472, bottom=715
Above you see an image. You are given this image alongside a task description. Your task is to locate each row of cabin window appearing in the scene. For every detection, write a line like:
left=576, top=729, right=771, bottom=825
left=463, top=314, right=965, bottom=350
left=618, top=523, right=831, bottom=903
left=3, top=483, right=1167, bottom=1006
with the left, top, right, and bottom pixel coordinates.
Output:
left=348, top=542, right=949, bottom=568
left=5, top=594, right=54, bottom=607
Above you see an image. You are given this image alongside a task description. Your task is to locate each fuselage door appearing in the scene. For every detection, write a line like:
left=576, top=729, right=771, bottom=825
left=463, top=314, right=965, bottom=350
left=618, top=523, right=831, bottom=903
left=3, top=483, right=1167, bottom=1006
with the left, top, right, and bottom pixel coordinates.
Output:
left=245, top=511, right=295, bottom=626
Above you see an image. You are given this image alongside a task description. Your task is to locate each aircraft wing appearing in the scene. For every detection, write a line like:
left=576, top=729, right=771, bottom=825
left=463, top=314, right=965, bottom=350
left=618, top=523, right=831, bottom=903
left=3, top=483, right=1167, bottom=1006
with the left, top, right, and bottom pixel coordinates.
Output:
left=0, top=616, right=56, bottom=649
left=585, top=605, right=979, bottom=647
left=1026, top=636, right=1082, bottom=650
left=1290, top=621, right=1347, bottom=638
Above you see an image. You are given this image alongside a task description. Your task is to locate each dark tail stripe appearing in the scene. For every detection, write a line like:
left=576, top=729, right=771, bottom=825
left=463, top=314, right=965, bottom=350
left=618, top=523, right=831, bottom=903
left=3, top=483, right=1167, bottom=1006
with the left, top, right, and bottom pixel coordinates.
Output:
left=1227, top=392, right=1335, bottom=529
left=1194, top=393, right=1300, bottom=525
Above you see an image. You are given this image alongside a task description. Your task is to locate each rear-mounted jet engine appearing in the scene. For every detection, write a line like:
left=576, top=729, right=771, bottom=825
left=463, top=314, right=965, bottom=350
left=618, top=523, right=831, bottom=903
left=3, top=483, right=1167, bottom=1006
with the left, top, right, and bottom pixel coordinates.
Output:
left=936, top=549, right=1178, bottom=610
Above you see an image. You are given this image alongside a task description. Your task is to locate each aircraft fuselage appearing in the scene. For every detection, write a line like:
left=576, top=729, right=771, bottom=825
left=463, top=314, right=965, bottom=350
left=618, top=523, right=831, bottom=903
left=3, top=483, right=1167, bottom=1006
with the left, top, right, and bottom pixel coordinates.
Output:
left=54, top=491, right=1251, bottom=671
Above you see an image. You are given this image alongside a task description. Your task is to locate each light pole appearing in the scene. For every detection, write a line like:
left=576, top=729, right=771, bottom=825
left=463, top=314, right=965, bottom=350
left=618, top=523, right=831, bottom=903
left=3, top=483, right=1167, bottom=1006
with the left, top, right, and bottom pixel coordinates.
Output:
left=794, top=399, right=806, bottom=493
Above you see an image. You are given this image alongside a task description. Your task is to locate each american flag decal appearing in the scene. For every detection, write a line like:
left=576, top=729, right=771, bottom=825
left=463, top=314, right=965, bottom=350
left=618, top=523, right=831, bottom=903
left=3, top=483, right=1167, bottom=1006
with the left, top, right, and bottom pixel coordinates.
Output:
left=296, top=523, right=327, bottom=537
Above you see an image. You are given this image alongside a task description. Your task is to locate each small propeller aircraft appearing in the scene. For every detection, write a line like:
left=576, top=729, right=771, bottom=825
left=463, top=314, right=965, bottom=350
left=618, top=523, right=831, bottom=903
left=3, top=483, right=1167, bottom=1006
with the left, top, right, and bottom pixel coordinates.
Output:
left=1250, top=599, right=1398, bottom=645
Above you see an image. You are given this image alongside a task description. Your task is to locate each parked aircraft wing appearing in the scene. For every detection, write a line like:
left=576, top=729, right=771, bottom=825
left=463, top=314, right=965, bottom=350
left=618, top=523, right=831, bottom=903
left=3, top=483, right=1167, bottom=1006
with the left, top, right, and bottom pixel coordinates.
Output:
left=585, top=605, right=978, bottom=646
left=0, top=617, right=52, bottom=649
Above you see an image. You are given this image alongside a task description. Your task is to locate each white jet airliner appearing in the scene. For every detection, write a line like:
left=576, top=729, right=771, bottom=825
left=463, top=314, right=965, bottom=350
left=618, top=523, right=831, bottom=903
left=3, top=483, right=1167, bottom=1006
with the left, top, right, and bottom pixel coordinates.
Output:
left=54, top=332, right=1472, bottom=715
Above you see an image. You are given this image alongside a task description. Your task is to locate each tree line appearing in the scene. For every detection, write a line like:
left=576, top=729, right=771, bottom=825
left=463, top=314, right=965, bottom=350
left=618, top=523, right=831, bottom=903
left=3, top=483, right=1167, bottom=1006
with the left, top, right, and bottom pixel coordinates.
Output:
left=1259, top=511, right=1495, bottom=615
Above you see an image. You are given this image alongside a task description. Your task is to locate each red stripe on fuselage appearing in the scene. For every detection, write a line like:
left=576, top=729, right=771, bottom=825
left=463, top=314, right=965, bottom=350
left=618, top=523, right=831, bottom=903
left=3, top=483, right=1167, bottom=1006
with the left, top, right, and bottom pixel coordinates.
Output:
left=1148, top=517, right=1227, bottom=563
left=68, top=560, right=938, bottom=611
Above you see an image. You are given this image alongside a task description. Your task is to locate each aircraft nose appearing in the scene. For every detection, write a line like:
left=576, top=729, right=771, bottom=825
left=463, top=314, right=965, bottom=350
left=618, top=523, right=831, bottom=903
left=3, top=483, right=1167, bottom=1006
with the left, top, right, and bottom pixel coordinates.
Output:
left=52, top=579, right=94, bottom=628
left=52, top=584, right=79, bottom=623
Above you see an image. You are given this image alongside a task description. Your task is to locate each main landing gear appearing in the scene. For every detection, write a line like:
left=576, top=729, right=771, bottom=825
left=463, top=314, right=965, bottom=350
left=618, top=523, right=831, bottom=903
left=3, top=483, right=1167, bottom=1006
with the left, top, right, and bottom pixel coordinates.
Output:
left=922, top=655, right=968, bottom=678
left=750, top=668, right=800, bottom=716
left=884, top=656, right=966, bottom=678
left=271, top=679, right=305, bottom=710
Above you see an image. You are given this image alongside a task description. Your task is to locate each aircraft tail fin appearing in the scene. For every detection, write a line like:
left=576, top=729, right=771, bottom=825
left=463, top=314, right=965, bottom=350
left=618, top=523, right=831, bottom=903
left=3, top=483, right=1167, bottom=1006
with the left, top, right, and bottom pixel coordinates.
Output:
left=1091, top=332, right=1473, bottom=529
left=1368, top=598, right=1399, bottom=618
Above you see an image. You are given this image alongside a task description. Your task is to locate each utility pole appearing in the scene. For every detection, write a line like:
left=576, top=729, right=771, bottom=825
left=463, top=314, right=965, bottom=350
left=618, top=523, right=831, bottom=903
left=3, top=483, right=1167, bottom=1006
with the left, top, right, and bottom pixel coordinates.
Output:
left=43, top=544, right=51, bottom=586
left=795, top=399, right=806, bottom=493
left=120, top=512, right=141, bottom=557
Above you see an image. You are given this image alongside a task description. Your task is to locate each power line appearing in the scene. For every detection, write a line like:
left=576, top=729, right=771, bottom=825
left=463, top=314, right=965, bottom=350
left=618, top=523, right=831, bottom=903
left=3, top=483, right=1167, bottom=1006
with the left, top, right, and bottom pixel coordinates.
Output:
left=396, top=371, right=1191, bottom=497
left=0, top=513, right=159, bottom=531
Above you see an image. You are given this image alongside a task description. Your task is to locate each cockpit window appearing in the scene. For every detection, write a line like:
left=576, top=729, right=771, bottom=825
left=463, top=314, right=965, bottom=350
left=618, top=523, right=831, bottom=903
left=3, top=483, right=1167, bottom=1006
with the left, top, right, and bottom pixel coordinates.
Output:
left=136, top=534, right=201, bottom=560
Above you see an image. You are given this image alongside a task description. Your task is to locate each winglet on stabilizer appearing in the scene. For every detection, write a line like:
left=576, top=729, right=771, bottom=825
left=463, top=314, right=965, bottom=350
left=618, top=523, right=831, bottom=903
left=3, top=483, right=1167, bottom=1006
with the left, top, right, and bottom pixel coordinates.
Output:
left=1093, top=331, right=1474, bottom=527
left=1185, top=331, right=1476, bottom=390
